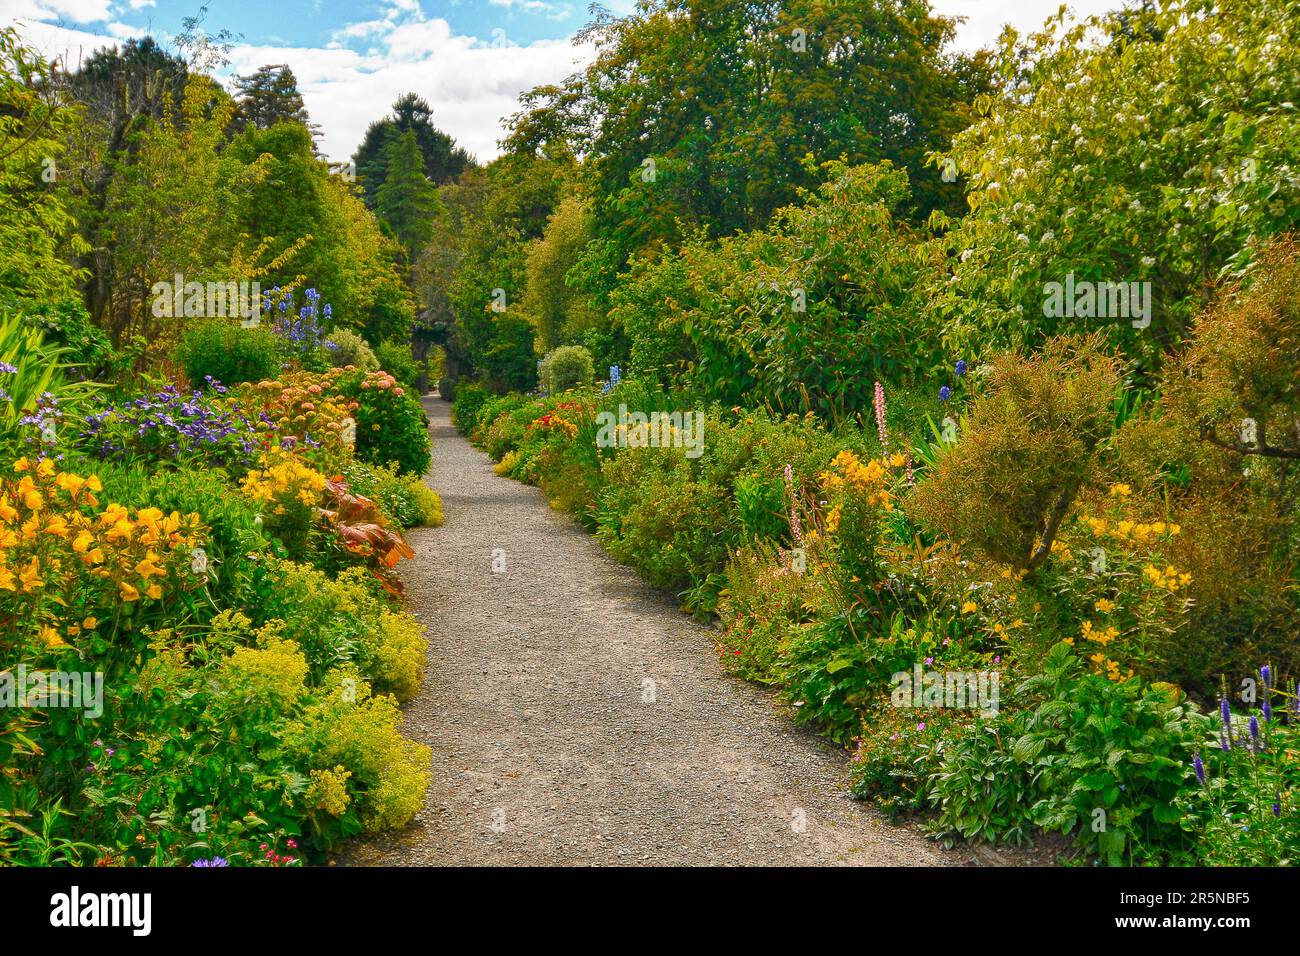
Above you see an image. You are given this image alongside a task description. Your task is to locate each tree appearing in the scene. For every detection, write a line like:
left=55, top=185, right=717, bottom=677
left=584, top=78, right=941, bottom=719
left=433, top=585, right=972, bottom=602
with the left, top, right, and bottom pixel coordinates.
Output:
left=0, top=28, right=84, bottom=308
left=353, top=92, right=473, bottom=209
left=62, top=36, right=190, bottom=329
left=232, top=64, right=317, bottom=140
left=932, top=0, right=1300, bottom=374
left=505, top=0, right=992, bottom=294
left=375, top=129, right=441, bottom=257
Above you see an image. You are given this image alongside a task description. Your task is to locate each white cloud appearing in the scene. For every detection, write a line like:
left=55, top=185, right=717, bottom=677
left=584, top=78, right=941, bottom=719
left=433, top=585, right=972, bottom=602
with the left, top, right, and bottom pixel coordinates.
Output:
left=935, top=0, right=1125, bottom=51
left=0, top=0, right=113, bottom=22
left=5, top=0, right=1129, bottom=167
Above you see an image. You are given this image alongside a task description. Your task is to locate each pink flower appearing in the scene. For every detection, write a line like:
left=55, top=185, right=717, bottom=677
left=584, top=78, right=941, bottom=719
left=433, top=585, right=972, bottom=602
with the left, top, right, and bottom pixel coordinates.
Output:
left=917, top=722, right=926, bottom=731
left=873, top=382, right=889, bottom=450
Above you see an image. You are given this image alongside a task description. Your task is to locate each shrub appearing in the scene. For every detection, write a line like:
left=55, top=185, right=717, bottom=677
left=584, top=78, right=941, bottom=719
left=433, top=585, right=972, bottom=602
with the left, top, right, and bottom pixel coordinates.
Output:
left=348, top=370, right=429, bottom=475
left=342, top=459, right=443, bottom=528
left=178, top=320, right=285, bottom=389
left=908, top=334, right=1122, bottom=571
left=328, top=328, right=379, bottom=372
left=284, top=673, right=431, bottom=832
left=539, top=344, right=595, bottom=395
left=451, top=381, right=493, bottom=434
left=375, top=339, right=420, bottom=389
left=255, top=558, right=426, bottom=701
left=437, top=376, right=456, bottom=402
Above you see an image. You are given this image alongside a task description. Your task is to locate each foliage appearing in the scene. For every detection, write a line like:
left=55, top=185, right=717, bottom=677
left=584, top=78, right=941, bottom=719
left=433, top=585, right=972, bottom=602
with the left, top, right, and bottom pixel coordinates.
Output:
left=327, top=328, right=379, bottom=372
left=539, top=344, right=595, bottom=395
left=931, top=0, right=1300, bottom=369
left=908, top=335, right=1123, bottom=570
left=177, top=320, right=285, bottom=390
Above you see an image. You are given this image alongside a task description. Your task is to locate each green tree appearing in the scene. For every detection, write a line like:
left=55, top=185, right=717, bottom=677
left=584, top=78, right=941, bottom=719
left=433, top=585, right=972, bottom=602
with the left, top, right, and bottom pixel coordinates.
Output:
left=353, top=93, right=473, bottom=209
left=232, top=64, right=317, bottom=139
left=0, top=28, right=84, bottom=308
left=375, top=129, right=442, bottom=257
left=932, top=0, right=1300, bottom=373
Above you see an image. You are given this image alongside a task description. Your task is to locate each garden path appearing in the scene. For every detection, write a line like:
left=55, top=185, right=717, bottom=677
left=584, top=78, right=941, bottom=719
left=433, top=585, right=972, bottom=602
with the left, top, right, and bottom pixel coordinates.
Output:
left=341, top=396, right=967, bottom=866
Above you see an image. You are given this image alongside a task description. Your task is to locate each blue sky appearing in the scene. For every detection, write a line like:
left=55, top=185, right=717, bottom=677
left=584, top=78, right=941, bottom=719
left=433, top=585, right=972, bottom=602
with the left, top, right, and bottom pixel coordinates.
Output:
left=3, top=0, right=1121, bottom=163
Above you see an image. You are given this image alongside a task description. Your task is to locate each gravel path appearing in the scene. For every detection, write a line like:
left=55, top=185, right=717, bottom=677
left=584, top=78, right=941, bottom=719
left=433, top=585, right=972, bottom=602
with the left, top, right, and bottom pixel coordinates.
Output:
left=342, top=396, right=968, bottom=867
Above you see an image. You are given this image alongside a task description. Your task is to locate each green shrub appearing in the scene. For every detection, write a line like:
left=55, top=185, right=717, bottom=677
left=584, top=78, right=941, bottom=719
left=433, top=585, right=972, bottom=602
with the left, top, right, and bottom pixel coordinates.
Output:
left=338, top=369, right=430, bottom=476
left=437, top=376, right=456, bottom=402
left=177, top=319, right=285, bottom=389
left=907, top=334, right=1122, bottom=571
left=540, top=344, right=595, bottom=395
left=451, top=381, right=494, bottom=434
left=342, top=459, right=443, bottom=528
left=376, top=339, right=420, bottom=389
left=328, top=328, right=379, bottom=372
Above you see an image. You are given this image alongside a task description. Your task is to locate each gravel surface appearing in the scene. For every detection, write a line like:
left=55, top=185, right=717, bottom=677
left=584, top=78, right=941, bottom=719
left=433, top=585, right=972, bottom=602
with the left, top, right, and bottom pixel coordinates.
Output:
left=341, top=396, right=973, bottom=867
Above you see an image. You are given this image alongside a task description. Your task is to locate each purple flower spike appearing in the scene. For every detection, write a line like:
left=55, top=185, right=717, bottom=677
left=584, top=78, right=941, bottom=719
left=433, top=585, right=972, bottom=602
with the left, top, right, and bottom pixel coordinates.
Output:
left=1262, top=664, right=1272, bottom=689
left=1221, top=696, right=1232, bottom=732
left=1249, top=715, right=1260, bottom=746
left=1193, top=754, right=1206, bottom=785
left=939, top=385, right=951, bottom=402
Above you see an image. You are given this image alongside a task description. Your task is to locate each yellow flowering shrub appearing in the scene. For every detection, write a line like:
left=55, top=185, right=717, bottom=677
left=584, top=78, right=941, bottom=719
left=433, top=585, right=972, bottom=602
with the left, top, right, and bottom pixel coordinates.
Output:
left=0, top=456, right=204, bottom=653
left=1053, top=485, right=1194, bottom=681
left=284, top=671, right=431, bottom=832
left=217, top=632, right=310, bottom=710
left=306, top=766, right=353, bottom=818
left=240, top=451, right=328, bottom=549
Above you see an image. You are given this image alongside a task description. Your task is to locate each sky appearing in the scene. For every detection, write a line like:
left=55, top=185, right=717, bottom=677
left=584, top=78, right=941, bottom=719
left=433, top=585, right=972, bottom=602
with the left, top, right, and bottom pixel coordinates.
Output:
left=2, top=0, right=1124, bottom=164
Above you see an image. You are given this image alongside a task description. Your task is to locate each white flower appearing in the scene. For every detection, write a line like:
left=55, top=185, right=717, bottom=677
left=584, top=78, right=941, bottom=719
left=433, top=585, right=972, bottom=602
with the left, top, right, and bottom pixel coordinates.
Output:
left=1141, top=256, right=1156, bottom=267
left=1017, top=233, right=1030, bottom=245
left=1041, top=231, right=1055, bottom=243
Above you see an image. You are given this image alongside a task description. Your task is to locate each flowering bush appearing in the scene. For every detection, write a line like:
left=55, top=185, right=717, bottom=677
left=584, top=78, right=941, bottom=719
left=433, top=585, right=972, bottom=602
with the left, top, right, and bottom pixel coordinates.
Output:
left=0, top=456, right=205, bottom=662
left=79, top=382, right=260, bottom=473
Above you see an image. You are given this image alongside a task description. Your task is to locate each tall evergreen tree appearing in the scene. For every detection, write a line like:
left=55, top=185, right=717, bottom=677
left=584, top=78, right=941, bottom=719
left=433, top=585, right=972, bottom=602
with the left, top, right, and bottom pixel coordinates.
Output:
left=232, top=64, right=317, bottom=139
left=375, top=128, right=442, bottom=257
left=353, top=92, right=473, bottom=209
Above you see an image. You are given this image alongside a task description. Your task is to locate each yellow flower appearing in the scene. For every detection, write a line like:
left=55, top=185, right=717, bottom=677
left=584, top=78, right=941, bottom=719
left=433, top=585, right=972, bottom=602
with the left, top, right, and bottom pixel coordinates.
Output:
left=961, top=601, right=978, bottom=614
left=1095, top=598, right=1116, bottom=613
left=145, top=583, right=163, bottom=600
left=119, top=581, right=140, bottom=602
left=1109, top=483, right=1132, bottom=497
left=0, top=567, right=14, bottom=591
left=83, top=617, right=98, bottom=629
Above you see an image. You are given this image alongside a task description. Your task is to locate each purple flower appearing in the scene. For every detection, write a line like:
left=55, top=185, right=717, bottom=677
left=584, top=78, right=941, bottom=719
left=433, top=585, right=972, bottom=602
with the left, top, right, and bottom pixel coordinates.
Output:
left=1193, top=754, right=1205, bottom=785
left=954, top=359, right=967, bottom=377
left=191, top=857, right=229, bottom=867
left=939, top=385, right=951, bottom=402
left=1262, top=664, right=1272, bottom=689
left=1221, top=696, right=1232, bottom=731
left=1250, top=715, right=1260, bottom=746
left=1274, top=801, right=1282, bottom=818
left=1263, top=698, right=1272, bottom=722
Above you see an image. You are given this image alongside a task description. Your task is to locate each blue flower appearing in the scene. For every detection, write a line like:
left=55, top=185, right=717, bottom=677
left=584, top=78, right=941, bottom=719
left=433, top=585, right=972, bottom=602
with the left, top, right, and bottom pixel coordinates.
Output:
left=190, top=857, right=229, bottom=867
left=954, top=359, right=967, bottom=377
left=1262, top=664, right=1272, bottom=689
left=1193, top=754, right=1206, bottom=785
left=939, top=385, right=951, bottom=402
